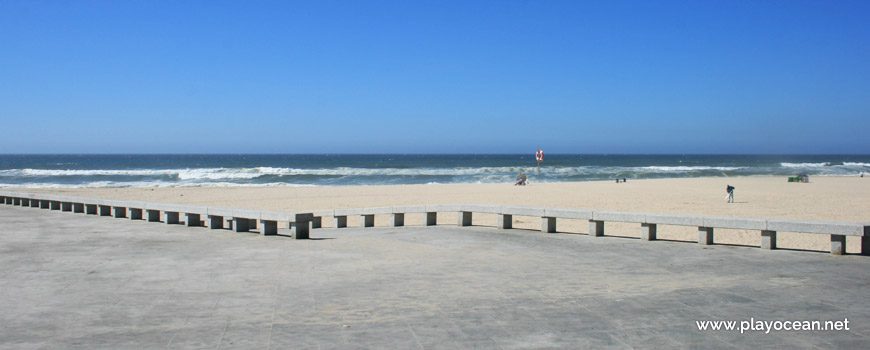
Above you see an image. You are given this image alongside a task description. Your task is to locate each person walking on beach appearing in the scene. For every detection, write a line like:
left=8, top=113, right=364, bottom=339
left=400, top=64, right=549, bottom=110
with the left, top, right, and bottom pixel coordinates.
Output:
left=725, top=185, right=735, bottom=203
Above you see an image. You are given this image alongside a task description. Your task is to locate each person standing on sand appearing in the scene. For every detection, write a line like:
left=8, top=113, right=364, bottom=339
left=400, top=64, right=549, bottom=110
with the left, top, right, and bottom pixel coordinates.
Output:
left=725, top=185, right=735, bottom=203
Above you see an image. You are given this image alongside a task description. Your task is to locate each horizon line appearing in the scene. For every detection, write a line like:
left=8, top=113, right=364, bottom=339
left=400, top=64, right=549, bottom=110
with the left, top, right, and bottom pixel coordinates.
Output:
left=1, top=153, right=870, bottom=156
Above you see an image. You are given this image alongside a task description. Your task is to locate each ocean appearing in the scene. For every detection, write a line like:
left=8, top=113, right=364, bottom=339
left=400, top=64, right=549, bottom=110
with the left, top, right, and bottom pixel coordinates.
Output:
left=1, top=154, right=868, bottom=188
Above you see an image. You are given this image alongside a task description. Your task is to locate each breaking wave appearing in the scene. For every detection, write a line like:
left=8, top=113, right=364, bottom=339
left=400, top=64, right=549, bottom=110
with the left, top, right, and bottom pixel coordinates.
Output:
left=781, top=162, right=830, bottom=168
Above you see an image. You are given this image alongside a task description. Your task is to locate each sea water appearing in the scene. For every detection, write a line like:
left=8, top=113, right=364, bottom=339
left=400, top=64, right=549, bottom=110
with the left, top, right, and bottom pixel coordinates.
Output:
left=0, top=154, right=868, bottom=188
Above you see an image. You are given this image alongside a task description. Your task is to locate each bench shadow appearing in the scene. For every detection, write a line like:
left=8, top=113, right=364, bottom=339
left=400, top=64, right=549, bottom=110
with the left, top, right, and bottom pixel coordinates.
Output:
left=693, top=242, right=832, bottom=255
left=274, top=233, right=334, bottom=240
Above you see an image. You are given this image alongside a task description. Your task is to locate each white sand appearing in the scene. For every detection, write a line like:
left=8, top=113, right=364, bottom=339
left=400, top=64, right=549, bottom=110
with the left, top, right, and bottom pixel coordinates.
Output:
left=26, top=176, right=870, bottom=253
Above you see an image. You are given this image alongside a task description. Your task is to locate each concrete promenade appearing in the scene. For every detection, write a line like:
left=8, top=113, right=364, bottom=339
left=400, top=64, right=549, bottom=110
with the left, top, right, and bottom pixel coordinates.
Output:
left=1, top=205, right=869, bottom=349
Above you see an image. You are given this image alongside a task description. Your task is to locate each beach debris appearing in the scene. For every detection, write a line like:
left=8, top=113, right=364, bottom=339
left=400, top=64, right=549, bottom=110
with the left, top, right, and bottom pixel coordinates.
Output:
left=342, top=324, right=351, bottom=328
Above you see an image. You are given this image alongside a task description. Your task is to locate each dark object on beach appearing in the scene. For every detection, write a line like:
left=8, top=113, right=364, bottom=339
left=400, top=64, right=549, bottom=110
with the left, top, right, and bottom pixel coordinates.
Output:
left=789, top=174, right=810, bottom=183
left=515, top=173, right=528, bottom=186
left=623, top=177, right=626, bottom=183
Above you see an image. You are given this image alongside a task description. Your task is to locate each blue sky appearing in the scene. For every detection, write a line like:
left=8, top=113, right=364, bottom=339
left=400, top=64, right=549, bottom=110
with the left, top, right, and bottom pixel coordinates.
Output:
left=1, top=0, right=868, bottom=154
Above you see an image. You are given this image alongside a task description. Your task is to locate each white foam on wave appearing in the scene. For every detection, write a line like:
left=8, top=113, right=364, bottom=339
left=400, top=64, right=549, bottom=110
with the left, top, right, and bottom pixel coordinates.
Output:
left=1, top=169, right=178, bottom=176
left=842, top=162, right=870, bottom=167
left=0, top=181, right=317, bottom=189
left=780, top=162, right=830, bottom=168
left=0, top=164, right=755, bottom=181
left=176, top=168, right=263, bottom=180
left=636, top=166, right=745, bottom=172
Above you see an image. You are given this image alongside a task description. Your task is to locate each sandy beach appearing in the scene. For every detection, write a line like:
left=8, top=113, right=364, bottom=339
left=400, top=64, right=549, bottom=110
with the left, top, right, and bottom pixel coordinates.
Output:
left=24, top=176, right=870, bottom=253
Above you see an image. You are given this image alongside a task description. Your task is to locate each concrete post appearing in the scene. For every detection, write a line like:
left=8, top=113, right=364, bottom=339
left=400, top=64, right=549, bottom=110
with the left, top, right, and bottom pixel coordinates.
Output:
left=61, top=202, right=72, bottom=212
left=185, top=213, right=202, bottom=227
left=209, top=215, right=224, bottom=229
left=391, top=213, right=404, bottom=227
left=361, top=214, right=374, bottom=227
left=862, top=227, right=869, bottom=256
left=459, top=211, right=472, bottom=226
left=226, top=218, right=234, bottom=230
left=588, top=220, right=604, bottom=237
left=295, top=214, right=311, bottom=239
left=334, top=215, right=347, bottom=228
left=98, top=205, right=111, bottom=216
left=41, top=200, right=51, bottom=209
left=424, top=212, right=437, bottom=226
left=761, top=230, right=776, bottom=250
left=831, top=235, right=846, bottom=255
left=129, top=208, right=143, bottom=220
left=498, top=214, right=512, bottom=229
left=50, top=201, right=61, bottom=210
left=165, top=212, right=179, bottom=225
left=260, top=220, right=278, bottom=235
left=312, top=216, right=322, bottom=229
left=146, top=210, right=160, bottom=222
left=113, top=207, right=127, bottom=219
left=72, top=203, right=84, bottom=213
left=86, top=204, right=98, bottom=215
left=641, top=223, right=657, bottom=241
left=698, top=227, right=714, bottom=245
left=233, top=218, right=250, bottom=232
left=542, top=217, right=556, bottom=233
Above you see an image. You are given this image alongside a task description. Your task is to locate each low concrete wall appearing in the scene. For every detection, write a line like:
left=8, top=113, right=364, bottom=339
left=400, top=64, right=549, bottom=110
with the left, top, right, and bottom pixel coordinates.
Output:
left=0, top=190, right=313, bottom=239
left=1, top=190, right=867, bottom=255
left=305, top=202, right=868, bottom=255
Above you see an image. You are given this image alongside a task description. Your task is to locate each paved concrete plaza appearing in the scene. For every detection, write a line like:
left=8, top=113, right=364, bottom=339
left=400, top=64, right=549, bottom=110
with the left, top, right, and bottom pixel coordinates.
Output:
left=1, top=205, right=869, bottom=349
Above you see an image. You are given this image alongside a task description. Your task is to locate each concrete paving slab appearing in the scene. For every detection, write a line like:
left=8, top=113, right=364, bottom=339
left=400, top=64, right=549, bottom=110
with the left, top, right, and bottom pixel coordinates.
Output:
left=1, top=205, right=869, bottom=349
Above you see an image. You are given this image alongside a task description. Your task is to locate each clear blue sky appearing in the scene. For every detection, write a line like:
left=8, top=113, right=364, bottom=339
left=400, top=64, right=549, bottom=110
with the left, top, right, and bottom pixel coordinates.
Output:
left=1, top=0, right=868, bottom=154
